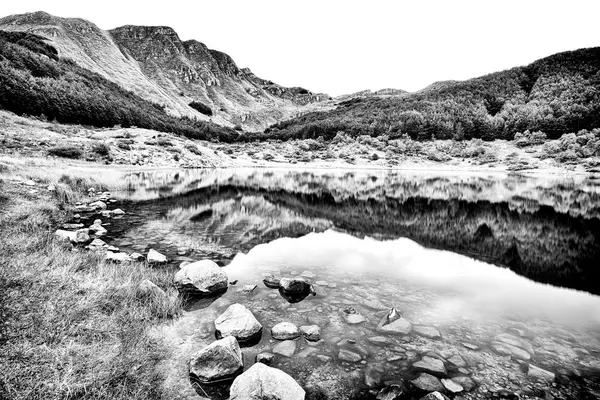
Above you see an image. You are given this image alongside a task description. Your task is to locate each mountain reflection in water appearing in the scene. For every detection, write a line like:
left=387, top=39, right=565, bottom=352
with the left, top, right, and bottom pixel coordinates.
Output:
left=107, top=168, right=600, bottom=295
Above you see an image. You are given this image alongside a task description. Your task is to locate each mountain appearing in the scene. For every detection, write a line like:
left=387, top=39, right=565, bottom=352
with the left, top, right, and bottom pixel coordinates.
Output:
left=260, top=47, right=600, bottom=142
left=0, top=11, right=329, bottom=131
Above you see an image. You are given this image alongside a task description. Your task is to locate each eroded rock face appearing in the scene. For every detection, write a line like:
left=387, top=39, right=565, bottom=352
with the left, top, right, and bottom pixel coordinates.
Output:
left=214, top=303, right=262, bottom=342
left=229, top=363, right=305, bottom=400
left=189, top=336, right=243, bottom=384
left=173, top=260, right=228, bottom=295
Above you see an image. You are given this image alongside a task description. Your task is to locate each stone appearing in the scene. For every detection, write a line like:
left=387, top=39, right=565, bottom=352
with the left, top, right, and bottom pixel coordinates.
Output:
left=215, top=304, right=262, bottom=342
left=413, top=325, right=441, bottom=339
left=271, top=322, right=300, bottom=340
left=105, top=251, right=129, bottom=262
left=112, top=208, right=125, bottom=215
left=280, top=277, right=312, bottom=294
left=419, top=392, right=450, bottom=400
left=229, top=363, right=305, bottom=400
left=462, top=342, right=479, bottom=350
left=491, top=341, right=531, bottom=360
left=129, top=252, right=144, bottom=261
left=273, top=340, right=297, bottom=357
left=338, top=349, right=362, bottom=362
left=410, top=373, right=445, bottom=392
left=413, top=356, right=447, bottom=376
left=174, top=260, right=228, bottom=295
left=62, top=223, right=84, bottom=229
left=527, top=364, right=555, bottom=381
left=89, top=201, right=107, bottom=210
left=147, top=248, right=167, bottom=264
left=447, top=354, right=467, bottom=367
left=262, top=273, right=281, bottom=288
left=300, top=270, right=316, bottom=278
left=315, top=280, right=328, bottom=286
left=441, top=378, right=463, bottom=393
left=495, top=333, right=535, bottom=355
left=256, top=352, right=274, bottom=365
left=368, top=336, right=391, bottom=345
left=189, top=336, right=243, bottom=384
left=376, top=384, right=405, bottom=400
left=345, top=313, right=367, bottom=324
left=240, top=284, right=257, bottom=293
left=138, top=279, right=166, bottom=298
left=88, top=223, right=107, bottom=236
left=316, top=355, right=331, bottom=362
left=89, top=238, right=107, bottom=248
left=24, top=179, right=36, bottom=186
left=55, top=229, right=76, bottom=243
left=378, top=316, right=412, bottom=335
left=299, top=325, right=321, bottom=342
left=295, top=347, right=317, bottom=358
left=452, top=376, right=476, bottom=391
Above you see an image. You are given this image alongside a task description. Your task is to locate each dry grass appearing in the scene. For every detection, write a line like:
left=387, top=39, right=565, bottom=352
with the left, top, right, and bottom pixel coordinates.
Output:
left=0, top=170, right=182, bottom=400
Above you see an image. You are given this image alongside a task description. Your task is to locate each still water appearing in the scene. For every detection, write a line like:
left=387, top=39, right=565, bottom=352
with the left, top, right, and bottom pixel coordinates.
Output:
left=100, top=168, right=600, bottom=399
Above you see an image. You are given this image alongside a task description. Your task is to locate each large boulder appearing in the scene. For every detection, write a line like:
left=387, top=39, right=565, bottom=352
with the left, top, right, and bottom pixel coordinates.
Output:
left=189, top=336, right=243, bottom=384
left=215, top=304, right=262, bottom=343
left=174, top=260, right=228, bottom=295
left=229, top=363, right=305, bottom=400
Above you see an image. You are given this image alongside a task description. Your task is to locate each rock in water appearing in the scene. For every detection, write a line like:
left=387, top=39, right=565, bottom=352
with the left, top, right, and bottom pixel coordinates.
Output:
left=229, top=363, right=305, bottom=400
left=338, top=349, right=362, bottom=362
left=491, top=341, right=531, bottom=361
left=173, top=260, right=228, bottom=295
left=410, top=373, right=445, bottom=392
left=376, top=383, right=405, bottom=400
left=215, top=304, right=262, bottom=343
left=105, top=251, right=130, bottom=263
left=299, top=325, right=321, bottom=341
left=147, top=248, right=167, bottom=264
left=256, top=352, right=274, bottom=365
left=262, top=273, right=281, bottom=288
left=280, top=277, right=312, bottom=294
left=413, top=325, right=441, bottom=339
left=527, top=365, right=555, bottom=381
left=189, top=336, right=243, bottom=384
left=451, top=376, right=476, bottom=391
left=377, top=314, right=412, bottom=335
left=441, top=378, right=463, bottom=393
left=413, top=356, right=447, bottom=376
left=495, top=333, right=535, bottom=355
left=271, top=322, right=300, bottom=340
left=419, top=392, right=450, bottom=400
left=272, top=340, right=297, bottom=357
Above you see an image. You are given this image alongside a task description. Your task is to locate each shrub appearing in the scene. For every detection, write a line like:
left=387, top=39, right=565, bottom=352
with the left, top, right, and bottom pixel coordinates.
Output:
left=92, top=142, right=110, bottom=157
left=185, top=143, right=203, bottom=155
left=234, top=124, right=243, bottom=131
left=189, top=101, right=213, bottom=116
left=156, top=137, right=173, bottom=147
left=48, top=145, right=82, bottom=159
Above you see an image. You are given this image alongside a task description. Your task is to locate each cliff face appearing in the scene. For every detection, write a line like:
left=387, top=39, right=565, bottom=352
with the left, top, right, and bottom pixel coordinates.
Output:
left=0, top=11, right=329, bottom=131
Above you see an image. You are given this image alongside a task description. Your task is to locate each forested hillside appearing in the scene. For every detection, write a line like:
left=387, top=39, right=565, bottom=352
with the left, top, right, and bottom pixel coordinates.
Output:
left=0, top=30, right=239, bottom=142
left=258, top=48, right=600, bottom=142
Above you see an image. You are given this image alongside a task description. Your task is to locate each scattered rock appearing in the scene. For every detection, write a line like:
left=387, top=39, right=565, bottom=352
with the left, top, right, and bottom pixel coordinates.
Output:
left=105, top=251, right=130, bottom=263
left=138, top=279, right=166, bottom=298
left=376, top=383, right=405, bottom=400
left=112, top=208, right=125, bottom=215
left=240, top=284, right=257, bottom=293
left=441, top=378, right=463, bottom=393
left=527, top=364, right=555, bottom=381
left=339, top=349, right=362, bottom=362
left=262, top=274, right=281, bottom=288
left=462, top=342, right=479, bottom=351
left=89, top=238, right=107, bottom=248
left=491, top=341, right=531, bottom=361
left=451, top=376, right=476, bottom=391
left=419, top=392, right=450, bottom=400
left=256, top=352, right=274, bottom=365
left=215, top=304, right=262, bottom=343
left=189, top=336, right=243, bottom=384
left=62, top=223, right=84, bottom=229
left=229, top=362, right=305, bottom=400
left=273, top=340, right=297, bottom=357
left=23, top=179, right=36, bottom=186
left=410, top=373, right=445, bottom=392
left=345, top=313, right=367, bottom=324
left=271, top=322, right=300, bottom=340
left=299, top=325, right=321, bottom=342
left=280, top=277, right=312, bottom=294
left=315, top=280, right=328, bottom=286
left=147, top=249, right=167, bottom=264
left=174, top=260, right=228, bottom=295
left=300, top=270, right=316, bottom=278
left=413, top=356, right=447, bottom=376
left=447, top=354, right=467, bottom=368
left=88, top=223, right=107, bottom=236
left=316, top=355, right=331, bottom=362
left=495, top=333, right=535, bottom=355
left=368, top=336, right=391, bottom=345
left=89, top=201, right=107, bottom=210
left=413, top=326, right=441, bottom=339
left=377, top=315, right=412, bottom=335
left=130, top=252, right=144, bottom=261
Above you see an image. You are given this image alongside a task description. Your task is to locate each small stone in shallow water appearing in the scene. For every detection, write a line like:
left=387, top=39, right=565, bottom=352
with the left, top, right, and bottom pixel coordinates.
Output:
left=300, top=270, right=316, bottom=278
left=215, top=304, right=262, bottom=342
left=447, top=354, right=467, bottom=367
left=271, top=322, right=300, bottom=340
left=338, top=349, right=362, bottom=362
left=413, top=325, right=441, bottom=339
left=280, top=277, right=312, bottom=294
left=273, top=340, right=297, bottom=357
left=441, top=378, right=463, bottom=393
left=376, top=383, right=405, bottom=400
left=295, top=347, right=317, bottom=358
left=345, top=314, right=367, bottom=324
left=451, top=376, right=476, bottom=391
left=147, top=249, right=167, bottom=264
left=262, top=274, right=281, bottom=288
left=229, top=363, right=305, bottom=400
left=527, top=364, right=555, bottom=381
left=378, top=316, right=412, bottom=335
left=299, top=325, right=321, bottom=342
left=256, top=352, right=274, bottom=365
left=491, top=341, right=531, bottom=361
left=315, top=280, right=328, bottom=286
left=368, top=336, right=391, bottom=345
left=462, top=342, right=479, bottom=350
left=413, top=356, right=447, bottom=376
left=495, top=333, right=535, bottom=355
left=410, top=373, right=445, bottom=392
left=418, top=392, right=450, bottom=400
left=316, top=355, right=331, bottom=362
left=239, top=284, right=257, bottom=293
left=189, top=336, right=243, bottom=384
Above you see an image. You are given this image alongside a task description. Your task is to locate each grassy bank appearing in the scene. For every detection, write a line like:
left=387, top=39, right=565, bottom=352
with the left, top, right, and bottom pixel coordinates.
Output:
left=0, top=163, right=182, bottom=399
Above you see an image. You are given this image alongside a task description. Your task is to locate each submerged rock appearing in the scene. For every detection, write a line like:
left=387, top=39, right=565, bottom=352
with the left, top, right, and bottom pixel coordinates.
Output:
left=273, top=340, right=297, bottom=357
left=413, top=356, right=447, bottom=376
left=376, top=383, right=405, bottom=400
left=419, top=392, right=450, bottom=400
left=413, top=325, right=441, bottom=339
left=451, top=376, right=476, bottom=391
left=527, top=364, right=555, bottom=381
left=299, top=325, right=321, bottom=341
left=345, top=313, right=367, bottom=324
left=174, top=260, right=228, bottom=295
left=189, top=336, right=243, bottom=384
left=262, top=273, right=281, bottom=288
left=271, top=322, right=300, bottom=340
left=338, top=349, right=362, bottom=362
left=441, top=378, right=463, bottom=393
left=491, top=341, right=531, bottom=360
left=280, top=277, right=312, bottom=294
left=229, top=363, right=305, bottom=400
left=377, top=314, right=412, bottom=335
left=495, top=333, right=535, bottom=355
left=147, top=248, right=167, bottom=264
left=215, top=304, right=262, bottom=343
left=410, top=373, right=445, bottom=392
left=256, top=352, right=274, bottom=365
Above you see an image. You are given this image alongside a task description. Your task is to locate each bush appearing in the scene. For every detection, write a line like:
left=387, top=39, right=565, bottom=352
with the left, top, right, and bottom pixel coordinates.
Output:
left=156, top=137, right=173, bottom=147
left=189, top=101, right=213, bottom=116
left=184, top=143, right=202, bottom=155
left=48, top=145, right=82, bottom=159
left=92, top=142, right=110, bottom=157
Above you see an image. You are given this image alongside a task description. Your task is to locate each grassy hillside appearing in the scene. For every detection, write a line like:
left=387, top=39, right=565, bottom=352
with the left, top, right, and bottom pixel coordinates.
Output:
left=257, top=47, right=600, bottom=142
left=0, top=30, right=239, bottom=142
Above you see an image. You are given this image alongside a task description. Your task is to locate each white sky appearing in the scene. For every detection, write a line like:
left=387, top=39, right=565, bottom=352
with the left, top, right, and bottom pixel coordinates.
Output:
left=2, top=0, right=599, bottom=96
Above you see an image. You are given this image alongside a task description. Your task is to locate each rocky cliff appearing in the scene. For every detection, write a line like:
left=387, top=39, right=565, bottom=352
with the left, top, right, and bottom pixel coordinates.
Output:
left=0, top=11, right=329, bottom=131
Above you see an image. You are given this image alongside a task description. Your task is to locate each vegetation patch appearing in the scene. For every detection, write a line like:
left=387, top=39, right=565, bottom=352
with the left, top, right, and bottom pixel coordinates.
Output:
left=47, top=145, right=83, bottom=159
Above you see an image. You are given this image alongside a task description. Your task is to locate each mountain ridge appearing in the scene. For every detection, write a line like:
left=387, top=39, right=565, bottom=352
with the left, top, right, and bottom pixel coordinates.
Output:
left=0, top=11, right=329, bottom=131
